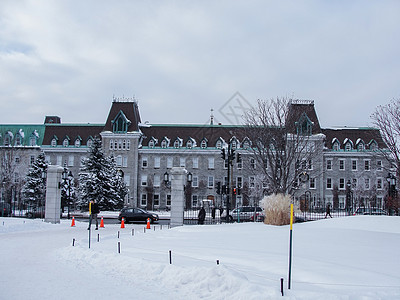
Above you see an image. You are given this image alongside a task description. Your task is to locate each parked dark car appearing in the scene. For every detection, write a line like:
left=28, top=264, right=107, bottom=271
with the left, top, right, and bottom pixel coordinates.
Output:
left=118, top=208, right=159, bottom=223
left=0, top=202, right=11, bottom=217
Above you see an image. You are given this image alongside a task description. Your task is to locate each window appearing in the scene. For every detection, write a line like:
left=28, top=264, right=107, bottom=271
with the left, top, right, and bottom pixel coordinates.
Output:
left=208, top=158, right=214, bottom=169
left=14, top=173, right=19, bottom=184
left=123, top=157, right=128, bottom=167
left=345, top=143, right=352, bottom=151
left=154, top=175, right=160, bottom=187
left=192, top=176, right=198, bottom=187
left=142, top=157, right=148, bottom=168
left=4, top=133, right=11, bottom=146
left=192, top=157, right=198, bottom=169
left=352, top=160, right=357, bottom=171
left=148, top=140, right=155, bottom=148
left=154, top=157, right=160, bottom=168
left=51, top=138, right=57, bottom=147
left=122, top=140, right=126, bottom=149
left=167, top=157, right=173, bottom=168
left=216, top=140, right=222, bottom=149
left=29, top=135, right=37, bottom=146
left=116, top=155, right=122, bottom=167
left=201, top=140, right=207, bottom=149
left=63, top=138, right=69, bottom=147
left=237, top=158, right=243, bottom=169
left=57, top=156, right=62, bottom=166
left=250, top=158, right=256, bottom=169
left=237, top=176, right=243, bottom=188
left=141, top=194, right=147, bottom=206
left=124, top=175, right=130, bottom=187
left=208, top=176, right=214, bottom=188
left=166, top=194, right=171, bottom=206
left=333, top=142, right=340, bottom=151
left=187, top=140, right=193, bottom=149
left=153, top=194, right=160, bottom=207
left=180, top=157, right=186, bottom=167
left=68, top=155, right=74, bottom=167
left=15, top=157, right=20, bottom=164
left=249, top=176, right=255, bottom=188
left=127, top=140, right=130, bottom=150
left=352, top=178, right=357, bottom=189
left=307, top=160, right=312, bottom=170
left=339, top=178, right=345, bottom=190
left=110, top=139, right=113, bottom=150
left=114, top=140, right=118, bottom=149
left=326, top=178, right=332, bottom=189
left=161, top=140, right=168, bottom=148
left=364, top=160, right=370, bottom=171
left=377, top=160, right=383, bottom=171
left=326, top=160, right=332, bottom=170
left=30, top=155, right=35, bottom=165
left=358, top=143, right=364, bottom=151
left=365, top=178, right=370, bottom=190
left=174, top=139, right=181, bottom=148
left=377, top=178, right=383, bottom=190
left=339, top=160, right=345, bottom=170
left=309, top=177, right=316, bottom=189
left=141, top=175, right=147, bottom=186
left=87, top=139, right=93, bottom=148
left=192, top=195, right=199, bottom=207
left=118, top=139, right=122, bottom=150
left=75, top=139, right=81, bottom=147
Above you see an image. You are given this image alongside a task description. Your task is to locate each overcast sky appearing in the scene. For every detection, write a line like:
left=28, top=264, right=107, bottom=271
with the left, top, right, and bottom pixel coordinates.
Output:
left=1, top=0, right=399, bottom=128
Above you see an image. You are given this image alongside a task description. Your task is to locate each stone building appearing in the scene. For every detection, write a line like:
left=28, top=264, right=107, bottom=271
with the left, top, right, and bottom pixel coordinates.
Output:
left=0, top=99, right=390, bottom=211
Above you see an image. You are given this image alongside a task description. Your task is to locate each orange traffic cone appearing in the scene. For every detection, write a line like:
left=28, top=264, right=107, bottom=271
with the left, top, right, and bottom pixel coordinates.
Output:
left=121, top=217, right=125, bottom=229
left=146, top=218, right=151, bottom=229
left=100, top=216, right=105, bottom=228
left=71, top=216, right=75, bottom=227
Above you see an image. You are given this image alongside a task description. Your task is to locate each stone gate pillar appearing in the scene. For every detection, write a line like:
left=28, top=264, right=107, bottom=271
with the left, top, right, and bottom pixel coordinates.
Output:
left=170, top=167, right=187, bottom=227
left=45, top=165, right=63, bottom=224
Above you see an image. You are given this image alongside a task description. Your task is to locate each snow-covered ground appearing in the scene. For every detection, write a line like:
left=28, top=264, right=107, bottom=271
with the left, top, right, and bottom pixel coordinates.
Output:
left=0, top=216, right=399, bottom=300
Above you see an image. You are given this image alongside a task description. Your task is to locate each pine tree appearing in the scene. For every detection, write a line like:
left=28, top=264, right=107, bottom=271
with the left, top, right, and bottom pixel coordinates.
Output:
left=22, top=152, right=48, bottom=208
left=79, top=138, right=125, bottom=210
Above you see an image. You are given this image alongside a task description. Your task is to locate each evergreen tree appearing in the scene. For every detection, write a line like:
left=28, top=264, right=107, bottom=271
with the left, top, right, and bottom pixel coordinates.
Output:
left=79, top=138, right=125, bottom=210
left=22, top=152, right=48, bottom=208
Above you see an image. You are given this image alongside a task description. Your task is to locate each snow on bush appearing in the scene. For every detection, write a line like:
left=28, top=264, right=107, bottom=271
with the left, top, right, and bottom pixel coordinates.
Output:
left=261, top=193, right=293, bottom=225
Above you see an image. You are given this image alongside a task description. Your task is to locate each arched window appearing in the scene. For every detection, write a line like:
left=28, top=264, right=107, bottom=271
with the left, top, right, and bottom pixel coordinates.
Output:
left=201, top=139, right=207, bottom=149
left=161, top=139, right=168, bottom=148
left=51, top=137, right=57, bottom=147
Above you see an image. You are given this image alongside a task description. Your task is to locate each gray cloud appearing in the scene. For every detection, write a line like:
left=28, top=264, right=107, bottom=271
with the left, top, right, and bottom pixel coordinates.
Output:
left=0, top=0, right=399, bottom=127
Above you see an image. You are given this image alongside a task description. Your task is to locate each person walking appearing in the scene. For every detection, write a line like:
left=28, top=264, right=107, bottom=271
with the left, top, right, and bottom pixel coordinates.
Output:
left=88, top=200, right=100, bottom=230
left=325, top=203, right=332, bottom=218
left=198, top=207, right=206, bottom=225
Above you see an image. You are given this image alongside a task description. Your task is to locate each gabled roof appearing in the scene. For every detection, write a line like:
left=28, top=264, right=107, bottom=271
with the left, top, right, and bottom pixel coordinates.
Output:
left=286, top=100, right=322, bottom=134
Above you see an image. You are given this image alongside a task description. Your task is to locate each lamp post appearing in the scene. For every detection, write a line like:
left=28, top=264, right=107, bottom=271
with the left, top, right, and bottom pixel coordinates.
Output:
left=62, top=167, right=74, bottom=219
left=221, top=142, right=238, bottom=223
left=386, top=173, right=397, bottom=214
left=346, top=180, right=353, bottom=215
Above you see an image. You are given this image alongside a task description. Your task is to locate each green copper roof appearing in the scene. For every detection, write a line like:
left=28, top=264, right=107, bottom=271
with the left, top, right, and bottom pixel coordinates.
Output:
left=0, top=124, right=46, bottom=146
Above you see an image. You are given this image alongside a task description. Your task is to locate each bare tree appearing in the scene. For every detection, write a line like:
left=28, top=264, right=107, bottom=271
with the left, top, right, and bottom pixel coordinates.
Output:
left=371, top=99, right=400, bottom=176
left=242, top=98, right=318, bottom=195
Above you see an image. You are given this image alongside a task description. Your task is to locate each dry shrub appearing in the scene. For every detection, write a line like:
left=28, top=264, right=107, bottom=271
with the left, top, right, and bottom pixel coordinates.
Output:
left=261, top=193, right=292, bottom=226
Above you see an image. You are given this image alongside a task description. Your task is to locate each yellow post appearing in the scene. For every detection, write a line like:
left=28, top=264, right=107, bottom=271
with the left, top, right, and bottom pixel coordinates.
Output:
left=89, top=202, right=92, bottom=215
left=288, top=203, right=294, bottom=289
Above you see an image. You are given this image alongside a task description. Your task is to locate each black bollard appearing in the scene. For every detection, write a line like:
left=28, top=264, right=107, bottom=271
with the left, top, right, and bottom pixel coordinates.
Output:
left=118, top=242, right=121, bottom=253
left=216, top=260, right=219, bottom=265
left=169, top=250, right=172, bottom=264
left=72, top=238, right=75, bottom=247
left=280, top=278, right=284, bottom=296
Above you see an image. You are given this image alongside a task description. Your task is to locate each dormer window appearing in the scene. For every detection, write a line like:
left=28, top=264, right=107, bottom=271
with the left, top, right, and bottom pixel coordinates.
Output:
left=296, top=113, right=313, bottom=136
left=149, top=139, right=155, bottom=148
left=369, top=140, right=378, bottom=151
left=200, top=139, right=208, bottom=149
left=63, top=137, right=70, bottom=147
left=15, top=133, right=22, bottom=146
left=161, top=139, right=168, bottom=148
left=112, top=110, right=131, bottom=133
left=187, top=140, right=193, bottom=149
left=174, top=137, right=182, bottom=148
left=51, top=136, right=58, bottom=147
left=230, top=138, right=238, bottom=150
left=216, top=139, right=223, bottom=149
left=29, top=131, right=38, bottom=146
left=357, top=143, right=364, bottom=151
left=242, top=138, right=251, bottom=150
left=345, top=143, right=352, bottom=151
left=87, top=138, right=93, bottom=148
left=75, top=138, right=81, bottom=147
left=332, top=138, right=340, bottom=151
left=4, top=131, right=12, bottom=146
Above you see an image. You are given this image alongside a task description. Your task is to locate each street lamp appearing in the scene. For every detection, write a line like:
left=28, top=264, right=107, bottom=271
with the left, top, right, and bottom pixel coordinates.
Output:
left=62, top=167, right=74, bottom=219
left=386, top=173, right=397, bottom=214
left=346, top=179, right=352, bottom=214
